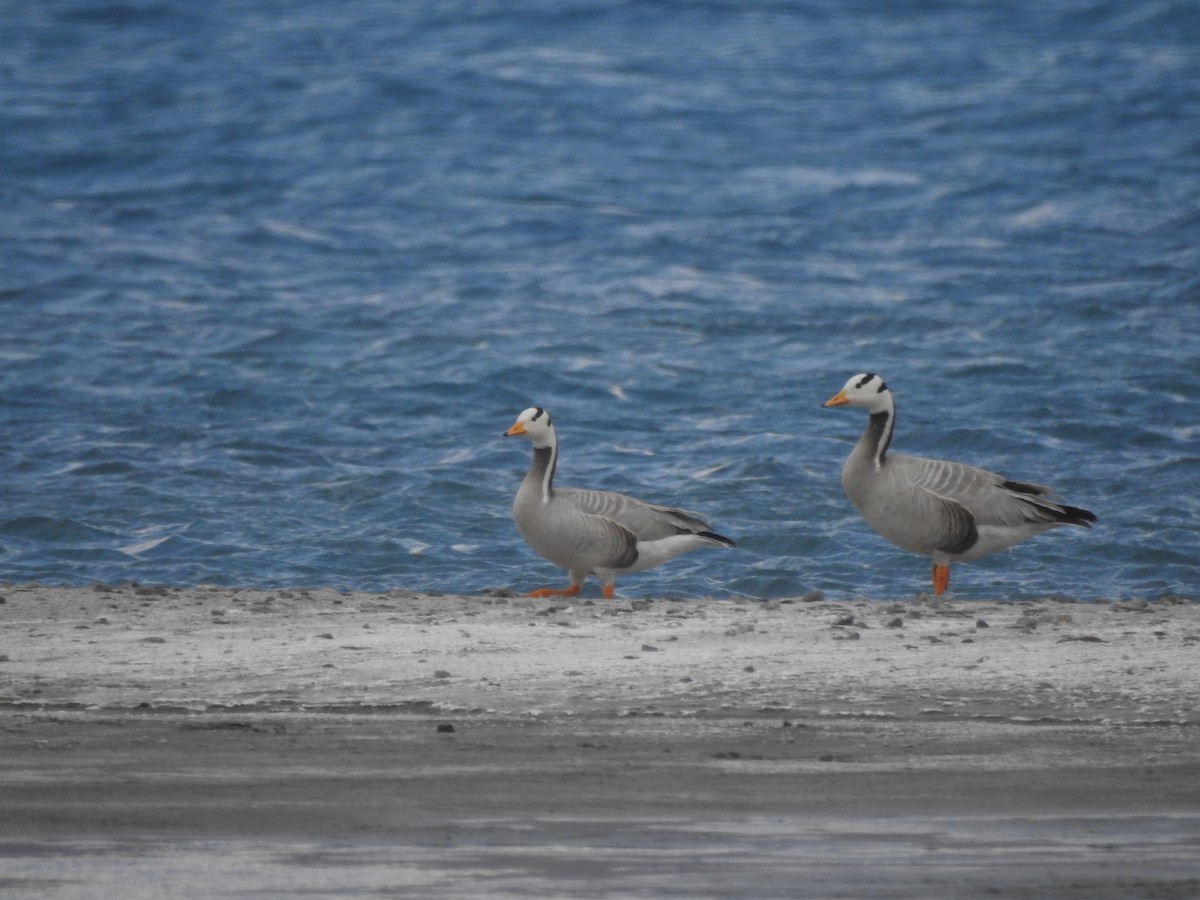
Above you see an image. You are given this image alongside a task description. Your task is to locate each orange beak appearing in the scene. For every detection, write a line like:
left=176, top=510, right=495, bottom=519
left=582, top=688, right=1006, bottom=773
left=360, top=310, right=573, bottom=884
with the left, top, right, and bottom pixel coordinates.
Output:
left=504, top=420, right=526, bottom=437
left=822, top=389, right=850, bottom=408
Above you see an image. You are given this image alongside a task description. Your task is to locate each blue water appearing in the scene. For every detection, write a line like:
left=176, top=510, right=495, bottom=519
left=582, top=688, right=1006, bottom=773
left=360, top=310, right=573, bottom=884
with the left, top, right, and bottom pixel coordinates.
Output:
left=2, top=0, right=1198, bottom=600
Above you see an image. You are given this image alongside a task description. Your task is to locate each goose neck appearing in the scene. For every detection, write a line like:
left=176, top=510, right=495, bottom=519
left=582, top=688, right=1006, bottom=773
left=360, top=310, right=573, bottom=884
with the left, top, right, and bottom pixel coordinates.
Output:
left=863, top=407, right=894, bottom=469
left=529, top=443, right=557, bottom=503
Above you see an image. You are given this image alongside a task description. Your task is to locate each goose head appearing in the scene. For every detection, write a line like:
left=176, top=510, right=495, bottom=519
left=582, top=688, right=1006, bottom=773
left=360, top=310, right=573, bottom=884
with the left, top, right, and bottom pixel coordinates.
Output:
left=504, top=406, right=556, bottom=449
left=823, top=373, right=892, bottom=414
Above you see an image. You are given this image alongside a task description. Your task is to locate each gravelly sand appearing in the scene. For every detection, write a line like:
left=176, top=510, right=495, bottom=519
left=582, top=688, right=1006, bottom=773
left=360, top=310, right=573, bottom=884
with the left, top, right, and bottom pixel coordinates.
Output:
left=1, top=584, right=1198, bottom=898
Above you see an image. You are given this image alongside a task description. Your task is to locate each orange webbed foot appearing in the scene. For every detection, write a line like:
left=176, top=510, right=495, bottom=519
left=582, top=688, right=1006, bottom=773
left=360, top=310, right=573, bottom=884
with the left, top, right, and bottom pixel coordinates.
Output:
left=601, top=583, right=615, bottom=600
left=527, top=585, right=581, bottom=599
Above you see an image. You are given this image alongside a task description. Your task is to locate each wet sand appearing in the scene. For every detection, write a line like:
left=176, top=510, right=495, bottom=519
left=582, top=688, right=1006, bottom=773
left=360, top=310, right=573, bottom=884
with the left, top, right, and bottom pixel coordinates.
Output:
left=1, top=584, right=1198, bottom=897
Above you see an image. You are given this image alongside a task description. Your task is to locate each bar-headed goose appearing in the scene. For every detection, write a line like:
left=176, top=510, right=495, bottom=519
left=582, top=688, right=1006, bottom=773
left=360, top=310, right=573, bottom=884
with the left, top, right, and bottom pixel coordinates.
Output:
left=504, top=407, right=734, bottom=599
left=823, top=373, right=1096, bottom=595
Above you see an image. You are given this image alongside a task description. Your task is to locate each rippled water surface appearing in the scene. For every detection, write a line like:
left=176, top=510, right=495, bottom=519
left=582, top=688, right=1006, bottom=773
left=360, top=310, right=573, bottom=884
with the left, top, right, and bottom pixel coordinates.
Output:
left=2, top=0, right=1198, bottom=599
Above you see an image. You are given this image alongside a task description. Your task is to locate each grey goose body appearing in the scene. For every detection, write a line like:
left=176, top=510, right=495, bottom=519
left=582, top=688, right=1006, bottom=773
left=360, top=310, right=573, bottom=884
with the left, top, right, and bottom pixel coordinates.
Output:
left=504, top=407, right=733, bottom=599
left=823, top=374, right=1096, bottom=595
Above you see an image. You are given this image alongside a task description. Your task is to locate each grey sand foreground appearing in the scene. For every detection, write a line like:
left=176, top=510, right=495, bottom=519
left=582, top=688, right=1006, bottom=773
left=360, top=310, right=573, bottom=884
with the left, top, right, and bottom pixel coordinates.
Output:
left=1, top=585, right=1197, bottom=898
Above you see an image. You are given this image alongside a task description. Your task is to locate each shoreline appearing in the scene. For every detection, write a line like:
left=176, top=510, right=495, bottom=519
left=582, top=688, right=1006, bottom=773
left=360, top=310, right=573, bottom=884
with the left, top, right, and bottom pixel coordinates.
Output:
left=2, top=585, right=1198, bottom=897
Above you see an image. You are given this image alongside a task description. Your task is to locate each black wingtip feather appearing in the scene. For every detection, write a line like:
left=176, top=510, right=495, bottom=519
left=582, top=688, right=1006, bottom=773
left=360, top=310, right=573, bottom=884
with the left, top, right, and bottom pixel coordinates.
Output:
left=1002, top=480, right=1097, bottom=527
left=699, top=530, right=736, bottom=548
left=1060, top=505, right=1098, bottom=527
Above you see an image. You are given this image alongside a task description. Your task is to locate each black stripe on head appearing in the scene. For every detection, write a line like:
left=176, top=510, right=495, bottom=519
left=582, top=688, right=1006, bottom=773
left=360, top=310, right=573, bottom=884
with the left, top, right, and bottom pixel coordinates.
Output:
left=855, top=373, right=887, bottom=393
left=531, top=407, right=550, bottom=426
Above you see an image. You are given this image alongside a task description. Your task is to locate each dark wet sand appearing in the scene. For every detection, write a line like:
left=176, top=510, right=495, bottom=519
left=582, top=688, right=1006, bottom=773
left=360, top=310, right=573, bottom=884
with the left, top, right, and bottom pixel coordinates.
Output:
left=1, top=585, right=1198, bottom=897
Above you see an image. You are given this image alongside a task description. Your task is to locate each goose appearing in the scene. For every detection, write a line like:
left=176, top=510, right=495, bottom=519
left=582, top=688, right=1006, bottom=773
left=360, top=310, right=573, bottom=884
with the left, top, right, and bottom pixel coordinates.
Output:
left=503, top=407, right=734, bottom=598
left=822, top=373, right=1096, bottom=595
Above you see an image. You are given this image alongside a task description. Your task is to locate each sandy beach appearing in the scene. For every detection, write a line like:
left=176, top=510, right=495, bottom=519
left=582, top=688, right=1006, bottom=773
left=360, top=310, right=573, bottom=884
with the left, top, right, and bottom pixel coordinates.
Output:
left=1, top=583, right=1198, bottom=898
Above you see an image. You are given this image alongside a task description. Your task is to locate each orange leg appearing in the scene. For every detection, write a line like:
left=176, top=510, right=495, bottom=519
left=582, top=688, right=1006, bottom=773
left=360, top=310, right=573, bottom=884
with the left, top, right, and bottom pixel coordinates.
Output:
left=601, top=583, right=615, bottom=600
left=527, top=584, right=581, bottom=599
left=931, top=563, right=950, bottom=596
